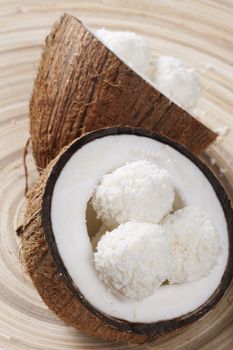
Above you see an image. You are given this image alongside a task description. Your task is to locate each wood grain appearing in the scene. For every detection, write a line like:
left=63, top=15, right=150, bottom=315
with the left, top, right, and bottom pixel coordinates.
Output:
left=0, top=0, right=233, bottom=349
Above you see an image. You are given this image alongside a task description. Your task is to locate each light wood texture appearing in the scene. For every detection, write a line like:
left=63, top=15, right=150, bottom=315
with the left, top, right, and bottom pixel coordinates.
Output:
left=0, top=0, right=232, bottom=349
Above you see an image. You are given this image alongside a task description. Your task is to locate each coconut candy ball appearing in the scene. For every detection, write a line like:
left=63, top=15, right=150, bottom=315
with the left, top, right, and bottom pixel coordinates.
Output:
left=163, top=206, right=222, bottom=284
left=94, top=222, right=172, bottom=300
left=95, top=28, right=151, bottom=77
left=154, top=56, right=201, bottom=111
left=92, top=159, right=174, bottom=228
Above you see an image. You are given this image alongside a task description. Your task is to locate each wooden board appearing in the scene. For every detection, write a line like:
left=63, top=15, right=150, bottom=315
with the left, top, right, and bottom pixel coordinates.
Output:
left=0, top=0, right=232, bottom=349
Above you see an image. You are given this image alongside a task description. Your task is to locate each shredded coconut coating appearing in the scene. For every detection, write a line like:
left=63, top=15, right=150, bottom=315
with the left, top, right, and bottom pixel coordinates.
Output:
left=163, top=206, right=222, bottom=283
left=154, top=56, right=201, bottom=111
left=92, top=160, right=174, bottom=227
left=95, top=28, right=151, bottom=77
left=94, top=222, right=172, bottom=300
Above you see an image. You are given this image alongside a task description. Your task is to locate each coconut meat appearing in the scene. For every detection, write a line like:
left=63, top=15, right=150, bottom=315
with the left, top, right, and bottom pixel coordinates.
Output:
left=51, top=134, right=228, bottom=323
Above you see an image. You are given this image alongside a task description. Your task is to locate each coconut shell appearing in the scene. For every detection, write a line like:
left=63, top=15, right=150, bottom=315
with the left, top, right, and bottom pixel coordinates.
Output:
left=30, top=14, right=217, bottom=170
left=20, top=127, right=233, bottom=344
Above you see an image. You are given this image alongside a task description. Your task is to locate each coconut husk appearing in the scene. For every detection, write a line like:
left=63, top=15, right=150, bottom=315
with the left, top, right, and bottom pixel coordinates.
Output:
left=30, top=14, right=217, bottom=170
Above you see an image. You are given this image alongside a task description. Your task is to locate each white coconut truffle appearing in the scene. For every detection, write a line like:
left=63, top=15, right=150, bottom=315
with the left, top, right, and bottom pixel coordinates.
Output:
left=153, top=56, right=201, bottom=111
left=163, top=206, right=222, bottom=283
left=95, top=28, right=151, bottom=77
left=92, top=160, right=174, bottom=227
left=94, top=222, right=172, bottom=300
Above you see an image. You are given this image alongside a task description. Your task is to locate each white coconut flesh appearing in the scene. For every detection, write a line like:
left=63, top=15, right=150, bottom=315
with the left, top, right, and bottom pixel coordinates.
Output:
left=51, top=134, right=228, bottom=323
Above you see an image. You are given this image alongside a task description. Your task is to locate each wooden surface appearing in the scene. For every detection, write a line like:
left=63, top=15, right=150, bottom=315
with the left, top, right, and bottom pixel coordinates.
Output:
left=0, top=0, right=233, bottom=349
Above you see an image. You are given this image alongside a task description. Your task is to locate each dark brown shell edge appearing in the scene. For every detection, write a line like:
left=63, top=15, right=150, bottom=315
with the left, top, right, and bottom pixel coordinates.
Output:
left=21, top=127, right=233, bottom=344
left=30, top=13, right=217, bottom=170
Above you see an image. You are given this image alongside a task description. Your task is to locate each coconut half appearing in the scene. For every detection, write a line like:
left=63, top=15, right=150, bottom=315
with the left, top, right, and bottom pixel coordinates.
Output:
left=30, top=14, right=216, bottom=170
left=20, top=127, right=233, bottom=344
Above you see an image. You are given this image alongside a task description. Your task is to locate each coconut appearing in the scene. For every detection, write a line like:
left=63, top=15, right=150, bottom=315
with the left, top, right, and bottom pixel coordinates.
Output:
left=30, top=14, right=216, bottom=170
left=19, top=127, right=233, bottom=344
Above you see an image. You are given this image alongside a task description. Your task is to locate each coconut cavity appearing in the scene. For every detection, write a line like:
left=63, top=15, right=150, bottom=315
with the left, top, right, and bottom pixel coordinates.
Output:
left=51, top=132, right=229, bottom=323
left=88, top=159, right=221, bottom=301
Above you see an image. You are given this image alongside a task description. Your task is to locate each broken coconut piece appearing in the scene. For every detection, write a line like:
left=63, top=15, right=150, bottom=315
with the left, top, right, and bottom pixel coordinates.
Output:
left=92, top=159, right=174, bottom=227
left=163, top=206, right=222, bottom=284
left=30, top=14, right=217, bottom=170
left=94, top=222, right=171, bottom=300
left=20, top=127, right=233, bottom=344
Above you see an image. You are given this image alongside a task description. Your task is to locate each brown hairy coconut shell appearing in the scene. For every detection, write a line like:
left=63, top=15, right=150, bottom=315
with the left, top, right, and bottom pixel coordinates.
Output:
left=30, top=14, right=217, bottom=170
left=19, top=127, right=233, bottom=344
